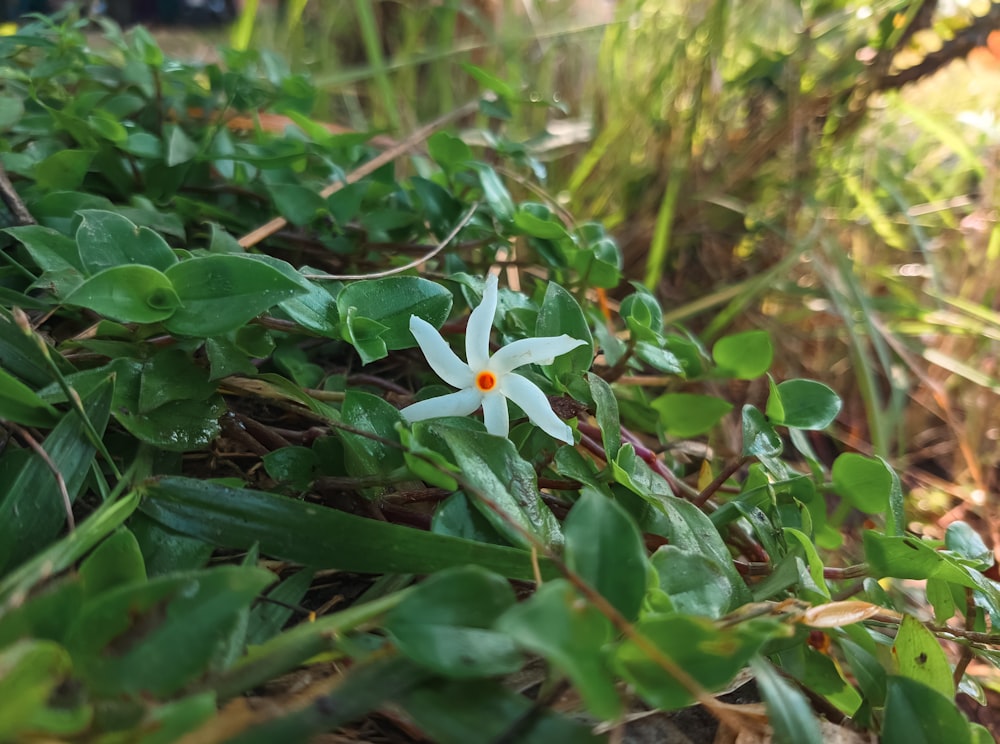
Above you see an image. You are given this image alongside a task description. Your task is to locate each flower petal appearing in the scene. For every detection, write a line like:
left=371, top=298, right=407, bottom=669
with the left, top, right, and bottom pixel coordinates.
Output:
left=481, top=392, right=510, bottom=438
left=489, top=334, right=588, bottom=375
left=465, top=273, right=498, bottom=371
left=400, top=387, right=483, bottom=422
left=409, top=316, right=474, bottom=389
left=499, top=373, right=574, bottom=444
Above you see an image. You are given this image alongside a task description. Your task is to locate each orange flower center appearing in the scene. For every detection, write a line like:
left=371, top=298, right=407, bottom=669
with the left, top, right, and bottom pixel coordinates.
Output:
left=475, top=370, right=497, bottom=392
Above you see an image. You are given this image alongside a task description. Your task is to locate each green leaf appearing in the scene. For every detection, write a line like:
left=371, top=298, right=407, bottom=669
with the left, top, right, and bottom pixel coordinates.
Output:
left=863, top=532, right=1000, bottom=623
left=768, top=379, right=842, bottom=430
left=514, top=204, right=570, bottom=239
left=0, top=95, right=24, bottom=130
left=385, top=566, right=520, bottom=677
left=429, top=422, right=562, bottom=548
left=277, top=276, right=341, bottom=337
left=0, top=366, right=59, bottom=427
left=340, top=391, right=406, bottom=477
left=837, top=635, right=887, bottom=707
left=122, top=131, right=164, bottom=159
left=5, top=224, right=84, bottom=274
left=63, top=265, right=180, bottom=323
left=498, top=579, right=620, bottom=720
left=0, top=640, right=72, bottom=741
left=79, top=528, right=147, bottom=599
left=945, top=521, right=994, bottom=570
left=336, top=276, right=453, bottom=351
left=246, top=569, right=315, bottom=646
left=397, top=678, right=602, bottom=744
left=712, top=330, right=773, bottom=379
left=742, top=404, right=782, bottom=457
left=163, top=254, right=307, bottom=337
left=750, top=656, right=823, bottom=744
left=266, top=183, right=326, bottom=226
left=166, top=124, right=199, bottom=166
left=647, top=495, right=751, bottom=608
left=775, top=644, right=862, bottom=716
left=564, top=489, right=647, bottom=621
left=614, top=615, right=783, bottom=710
left=892, top=614, right=955, bottom=699
left=634, top=340, right=685, bottom=374
left=140, top=476, right=555, bottom=581
left=0, top=492, right=140, bottom=615
left=882, top=676, right=972, bottom=744
left=461, top=63, right=518, bottom=100
left=137, top=348, right=217, bottom=413
left=262, top=447, right=318, bottom=490
left=473, top=163, right=514, bottom=222
left=400, top=425, right=461, bottom=492
left=88, top=112, right=128, bottom=143
left=130, top=512, right=214, bottom=578
left=412, top=177, right=463, bottom=238
left=535, top=281, right=594, bottom=376
left=106, top=357, right=225, bottom=450
left=341, top=307, right=388, bottom=364
left=620, top=291, right=663, bottom=335
left=75, top=209, right=178, bottom=274
left=587, top=372, right=621, bottom=460
left=784, top=528, right=831, bottom=600
left=651, top=393, right=732, bottom=437
left=227, top=656, right=429, bottom=743
left=133, top=692, right=216, bottom=744
left=651, top=545, right=734, bottom=618
left=34, top=149, right=94, bottom=191
left=832, top=453, right=892, bottom=515
left=0, top=379, right=113, bottom=572
left=65, top=566, right=274, bottom=697
left=926, top=578, right=959, bottom=625
left=427, top=131, right=472, bottom=170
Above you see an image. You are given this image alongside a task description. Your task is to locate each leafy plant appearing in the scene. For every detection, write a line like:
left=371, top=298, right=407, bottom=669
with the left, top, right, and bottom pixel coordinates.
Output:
left=0, top=10, right=997, bottom=744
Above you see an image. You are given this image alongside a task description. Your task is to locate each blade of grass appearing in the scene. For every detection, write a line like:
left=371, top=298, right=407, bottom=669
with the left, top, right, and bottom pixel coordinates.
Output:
left=230, top=0, right=259, bottom=51
left=353, top=0, right=401, bottom=130
left=139, top=476, right=556, bottom=581
left=644, top=0, right=731, bottom=288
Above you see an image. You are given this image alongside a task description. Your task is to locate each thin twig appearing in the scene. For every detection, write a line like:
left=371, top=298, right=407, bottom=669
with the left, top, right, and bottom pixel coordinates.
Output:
left=0, top=163, right=34, bottom=226
left=12, top=425, right=74, bottom=531
left=239, top=100, right=480, bottom=249
left=953, top=587, right=976, bottom=686
left=694, top=456, right=750, bottom=508
left=303, top=202, right=479, bottom=281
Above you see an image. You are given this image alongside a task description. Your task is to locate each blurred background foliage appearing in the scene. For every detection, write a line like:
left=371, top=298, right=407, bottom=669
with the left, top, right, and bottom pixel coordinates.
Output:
left=226, top=0, right=1000, bottom=538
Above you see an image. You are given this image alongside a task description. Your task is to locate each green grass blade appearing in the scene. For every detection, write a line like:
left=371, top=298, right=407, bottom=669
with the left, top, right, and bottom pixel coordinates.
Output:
left=139, top=476, right=555, bottom=581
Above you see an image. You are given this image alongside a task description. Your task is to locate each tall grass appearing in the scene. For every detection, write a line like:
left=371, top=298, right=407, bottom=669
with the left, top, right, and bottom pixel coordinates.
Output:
left=231, top=0, right=608, bottom=133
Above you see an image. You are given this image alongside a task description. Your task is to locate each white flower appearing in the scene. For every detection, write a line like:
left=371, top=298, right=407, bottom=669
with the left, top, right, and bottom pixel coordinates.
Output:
left=401, top=274, right=587, bottom=444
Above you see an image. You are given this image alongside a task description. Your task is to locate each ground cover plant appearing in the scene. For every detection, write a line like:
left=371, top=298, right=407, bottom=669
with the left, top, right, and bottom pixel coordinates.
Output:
left=2, top=6, right=1000, bottom=743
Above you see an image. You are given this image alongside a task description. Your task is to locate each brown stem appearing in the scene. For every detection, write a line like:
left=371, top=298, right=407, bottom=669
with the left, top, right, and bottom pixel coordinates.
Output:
left=953, top=587, right=977, bottom=687
left=0, top=163, right=34, bottom=226
left=879, top=2, right=1000, bottom=91
left=694, top=456, right=750, bottom=508
left=12, top=425, right=74, bottom=531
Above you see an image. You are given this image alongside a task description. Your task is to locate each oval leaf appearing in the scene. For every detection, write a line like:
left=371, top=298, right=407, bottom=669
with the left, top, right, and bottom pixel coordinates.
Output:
left=564, top=489, right=647, bottom=621
left=385, top=566, right=520, bottom=678
left=75, top=210, right=178, bottom=273
left=770, top=379, right=842, bottom=430
left=64, top=265, right=180, bottom=323
left=832, top=453, right=892, bottom=515
left=651, top=393, right=732, bottom=438
left=163, top=254, right=307, bottom=337
left=713, top=330, right=773, bottom=379
left=336, top=276, right=452, bottom=351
